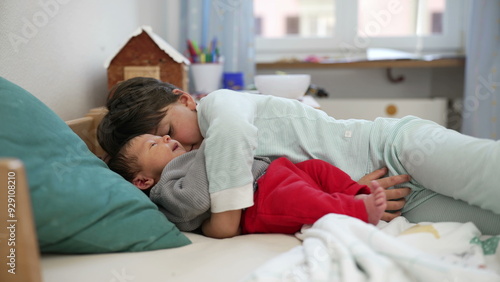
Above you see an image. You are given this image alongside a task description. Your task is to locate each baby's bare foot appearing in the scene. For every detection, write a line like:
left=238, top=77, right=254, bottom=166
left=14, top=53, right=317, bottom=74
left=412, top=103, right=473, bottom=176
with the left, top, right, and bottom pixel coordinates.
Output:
left=363, top=181, right=387, bottom=225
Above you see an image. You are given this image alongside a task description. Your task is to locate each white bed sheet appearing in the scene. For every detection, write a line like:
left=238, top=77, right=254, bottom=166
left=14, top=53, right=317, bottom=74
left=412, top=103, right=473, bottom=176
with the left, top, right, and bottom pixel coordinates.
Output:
left=246, top=215, right=500, bottom=282
left=41, top=232, right=301, bottom=282
left=41, top=216, right=500, bottom=282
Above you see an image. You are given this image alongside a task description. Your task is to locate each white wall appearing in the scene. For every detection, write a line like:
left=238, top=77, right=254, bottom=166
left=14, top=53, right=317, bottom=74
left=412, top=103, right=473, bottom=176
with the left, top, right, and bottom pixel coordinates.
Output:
left=0, top=0, right=171, bottom=120
left=0, top=0, right=463, bottom=120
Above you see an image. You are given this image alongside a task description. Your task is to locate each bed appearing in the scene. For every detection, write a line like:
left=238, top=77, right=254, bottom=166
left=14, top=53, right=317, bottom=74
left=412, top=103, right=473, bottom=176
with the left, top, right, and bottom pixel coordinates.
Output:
left=1, top=77, right=500, bottom=282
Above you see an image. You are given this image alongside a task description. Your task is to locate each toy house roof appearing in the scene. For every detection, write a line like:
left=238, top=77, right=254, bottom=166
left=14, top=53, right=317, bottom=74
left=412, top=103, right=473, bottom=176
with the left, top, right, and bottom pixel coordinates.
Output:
left=104, top=25, right=190, bottom=68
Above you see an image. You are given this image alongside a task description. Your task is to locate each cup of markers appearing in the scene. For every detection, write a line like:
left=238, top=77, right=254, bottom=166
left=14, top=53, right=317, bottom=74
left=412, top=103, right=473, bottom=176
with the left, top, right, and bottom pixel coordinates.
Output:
left=187, top=38, right=224, bottom=94
left=186, top=38, right=220, bottom=64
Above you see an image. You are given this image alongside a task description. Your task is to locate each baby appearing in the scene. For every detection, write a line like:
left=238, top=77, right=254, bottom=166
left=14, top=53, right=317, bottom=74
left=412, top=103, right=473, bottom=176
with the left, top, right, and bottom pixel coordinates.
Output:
left=108, top=134, right=387, bottom=237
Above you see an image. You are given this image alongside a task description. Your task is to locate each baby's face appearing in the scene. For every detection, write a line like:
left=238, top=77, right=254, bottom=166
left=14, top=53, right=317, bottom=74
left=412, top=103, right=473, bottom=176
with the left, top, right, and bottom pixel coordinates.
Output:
left=129, top=134, right=187, bottom=179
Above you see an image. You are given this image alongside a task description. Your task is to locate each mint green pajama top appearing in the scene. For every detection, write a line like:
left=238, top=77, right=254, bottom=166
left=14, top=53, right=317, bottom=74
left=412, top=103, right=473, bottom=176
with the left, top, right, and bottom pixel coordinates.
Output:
left=197, top=90, right=500, bottom=230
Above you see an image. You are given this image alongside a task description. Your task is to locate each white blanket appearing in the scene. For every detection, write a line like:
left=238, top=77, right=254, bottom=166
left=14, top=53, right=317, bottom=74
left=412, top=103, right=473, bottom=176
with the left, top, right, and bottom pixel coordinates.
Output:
left=244, top=215, right=500, bottom=282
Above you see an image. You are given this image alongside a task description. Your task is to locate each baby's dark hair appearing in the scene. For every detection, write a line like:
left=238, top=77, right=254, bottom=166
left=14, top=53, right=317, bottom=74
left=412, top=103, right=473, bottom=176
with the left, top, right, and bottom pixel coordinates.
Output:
left=107, top=138, right=140, bottom=183
left=106, top=137, right=155, bottom=195
left=98, top=77, right=182, bottom=157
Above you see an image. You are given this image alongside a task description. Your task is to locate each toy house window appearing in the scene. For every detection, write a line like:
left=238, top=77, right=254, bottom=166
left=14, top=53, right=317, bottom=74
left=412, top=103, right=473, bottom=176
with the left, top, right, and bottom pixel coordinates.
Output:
left=123, top=66, right=161, bottom=81
left=254, top=0, right=464, bottom=62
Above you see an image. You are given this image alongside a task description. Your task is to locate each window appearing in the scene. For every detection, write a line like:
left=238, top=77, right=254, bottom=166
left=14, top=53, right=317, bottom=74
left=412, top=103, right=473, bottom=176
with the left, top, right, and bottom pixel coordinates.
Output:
left=357, top=0, right=445, bottom=37
left=254, top=0, right=464, bottom=62
left=255, top=17, right=263, bottom=36
left=286, top=16, right=299, bottom=35
left=431, top=12, right=443, bottom=34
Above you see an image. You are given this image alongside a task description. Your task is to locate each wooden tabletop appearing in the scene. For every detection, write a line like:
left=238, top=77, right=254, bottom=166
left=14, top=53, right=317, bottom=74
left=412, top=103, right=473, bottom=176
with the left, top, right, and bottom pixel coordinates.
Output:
left=257, top=57, right=465, bottom=70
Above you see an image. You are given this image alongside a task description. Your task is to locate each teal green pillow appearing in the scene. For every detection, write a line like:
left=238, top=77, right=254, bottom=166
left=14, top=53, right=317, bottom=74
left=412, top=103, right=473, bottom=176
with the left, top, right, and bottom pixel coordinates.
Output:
left=0, top=77, right=190, bottom=253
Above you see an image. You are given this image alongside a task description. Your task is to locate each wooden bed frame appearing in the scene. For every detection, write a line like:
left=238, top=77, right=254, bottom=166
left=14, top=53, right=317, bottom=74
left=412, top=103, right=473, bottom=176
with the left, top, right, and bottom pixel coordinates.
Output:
left=64, top=107, right=108, bottom=160
left=0, top=107, right=108, bottom=282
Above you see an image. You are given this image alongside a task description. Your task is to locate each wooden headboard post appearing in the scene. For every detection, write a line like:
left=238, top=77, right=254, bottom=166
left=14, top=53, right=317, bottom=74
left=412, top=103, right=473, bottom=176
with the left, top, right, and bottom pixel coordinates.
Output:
left=66, top=107, right=108, bottom=160
left=0, top=159, right=42, bottom=282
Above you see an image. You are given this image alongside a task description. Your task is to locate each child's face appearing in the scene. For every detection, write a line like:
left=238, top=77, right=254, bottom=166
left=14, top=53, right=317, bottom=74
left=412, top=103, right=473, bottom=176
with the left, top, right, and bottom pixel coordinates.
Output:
left=155, top=92, right=203, bottom=152
left=129, top=134, right=187, bottom=181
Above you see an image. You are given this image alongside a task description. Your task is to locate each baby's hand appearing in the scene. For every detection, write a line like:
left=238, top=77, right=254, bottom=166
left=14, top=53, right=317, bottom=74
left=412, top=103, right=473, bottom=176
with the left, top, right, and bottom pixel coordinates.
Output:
left=358, top=167, right=411, bottom=221
left=359, top=181, right=387, bottom=225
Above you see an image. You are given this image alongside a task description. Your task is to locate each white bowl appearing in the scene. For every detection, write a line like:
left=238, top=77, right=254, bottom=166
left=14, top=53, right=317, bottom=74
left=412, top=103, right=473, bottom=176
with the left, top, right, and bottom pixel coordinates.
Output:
left=254, top=74, right=311, bottom=99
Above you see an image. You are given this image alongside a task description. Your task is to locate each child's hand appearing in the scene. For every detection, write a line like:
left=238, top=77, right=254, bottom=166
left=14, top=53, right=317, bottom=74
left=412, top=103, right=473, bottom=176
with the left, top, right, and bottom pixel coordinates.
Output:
left=358, top=167, right=411, bottom=221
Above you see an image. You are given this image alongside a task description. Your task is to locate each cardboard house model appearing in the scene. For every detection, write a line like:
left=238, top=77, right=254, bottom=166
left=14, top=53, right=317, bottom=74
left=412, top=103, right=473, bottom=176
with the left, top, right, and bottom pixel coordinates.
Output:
left=105, top=26, right=190, bottom=91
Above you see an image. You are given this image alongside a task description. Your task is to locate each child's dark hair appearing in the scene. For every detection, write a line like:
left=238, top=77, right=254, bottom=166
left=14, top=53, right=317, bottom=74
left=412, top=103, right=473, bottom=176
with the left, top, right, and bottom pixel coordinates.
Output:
left=98, top=77, right=182, bottom=157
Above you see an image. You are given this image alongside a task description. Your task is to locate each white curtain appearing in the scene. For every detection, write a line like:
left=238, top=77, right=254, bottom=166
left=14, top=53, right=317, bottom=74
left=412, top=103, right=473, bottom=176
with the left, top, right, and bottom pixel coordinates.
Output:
left=461, top=0, right=500, bottom=139
left=180, top=0, right=255, bottom=88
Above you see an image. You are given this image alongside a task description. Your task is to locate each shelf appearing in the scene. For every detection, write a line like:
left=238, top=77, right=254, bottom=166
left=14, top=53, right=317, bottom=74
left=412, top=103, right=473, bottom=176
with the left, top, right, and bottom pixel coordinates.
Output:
left=257, top=57, right=465, bottom=70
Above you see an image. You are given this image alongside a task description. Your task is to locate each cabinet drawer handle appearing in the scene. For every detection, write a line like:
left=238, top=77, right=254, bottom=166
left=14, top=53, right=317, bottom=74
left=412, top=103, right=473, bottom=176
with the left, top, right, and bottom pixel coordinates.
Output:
left=386, top=104, right=398, bottom=116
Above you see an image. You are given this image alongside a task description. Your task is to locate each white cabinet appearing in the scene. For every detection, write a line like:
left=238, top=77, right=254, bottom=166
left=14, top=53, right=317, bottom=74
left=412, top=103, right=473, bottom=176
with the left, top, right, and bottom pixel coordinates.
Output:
left=317, top=98, right=448, bottom=126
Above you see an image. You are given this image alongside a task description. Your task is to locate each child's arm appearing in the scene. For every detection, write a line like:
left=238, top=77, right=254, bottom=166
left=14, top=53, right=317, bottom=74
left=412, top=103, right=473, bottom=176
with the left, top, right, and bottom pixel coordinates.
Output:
left=201, top=209, right=242, bottom=239
left=198, top=90, right=259, bottom=213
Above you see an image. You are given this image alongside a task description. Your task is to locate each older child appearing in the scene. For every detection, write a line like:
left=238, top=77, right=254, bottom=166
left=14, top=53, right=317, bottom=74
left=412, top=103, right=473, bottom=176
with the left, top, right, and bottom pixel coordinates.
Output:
left=98, top=77, right=500, bottom=236
left=108, top=134, right=387, bottom=237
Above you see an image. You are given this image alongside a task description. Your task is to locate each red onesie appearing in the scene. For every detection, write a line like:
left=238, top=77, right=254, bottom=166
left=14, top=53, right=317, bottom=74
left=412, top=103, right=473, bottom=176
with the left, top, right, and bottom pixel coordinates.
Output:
left=241, top=157, right=371, bottom=234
